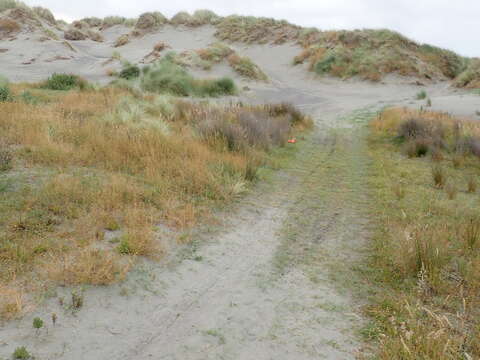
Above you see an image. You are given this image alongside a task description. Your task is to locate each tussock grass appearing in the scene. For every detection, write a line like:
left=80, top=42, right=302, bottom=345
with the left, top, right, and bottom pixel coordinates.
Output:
left=367, top=107, right=480, bottom=359
left=0, top=0, right=26, bottom=12
left=134, top=11, right=166, bottom=33
left=454, top=58, right=480, bottom=89
left=0, top=84, right=311, bottom=320
left=170, top=10, right=219, bottom=27
left=139, top=56, right=236, bottom=96
left=179, top=43, right=268, bottom=81
left=101, top=16, right=136, bottom=29
left=32, top=6, right=55, bottom=24
left=215, top=15, right=300, bottom=44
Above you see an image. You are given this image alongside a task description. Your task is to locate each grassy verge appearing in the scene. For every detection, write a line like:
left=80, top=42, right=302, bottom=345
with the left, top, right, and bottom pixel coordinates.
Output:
left=0, top=81, right=312, bottom=321
left=365, top=107, right=480, bottom=358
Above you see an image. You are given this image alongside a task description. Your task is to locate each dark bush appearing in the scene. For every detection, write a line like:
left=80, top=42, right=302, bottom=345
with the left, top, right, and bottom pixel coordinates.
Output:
left=315, top=54, right=336, bottom=74
left=405, top=138, right=430, bottom=158
left=119, top=63, right=141, bottom=80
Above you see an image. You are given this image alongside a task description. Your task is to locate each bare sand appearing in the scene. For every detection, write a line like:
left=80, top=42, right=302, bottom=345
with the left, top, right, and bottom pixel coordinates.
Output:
left=1, top=22, right=479, bottom=360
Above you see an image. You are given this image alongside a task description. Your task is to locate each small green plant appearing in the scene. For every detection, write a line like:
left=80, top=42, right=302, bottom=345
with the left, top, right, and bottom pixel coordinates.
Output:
left=426, top=98, right=432, bottom=107
left=416, top=90, right=427, bottom=100
left=0, top=83, right=12, bottom=102
left=117, top=238, right=133, bottom=255
left=12, top=346, right=31, bottom=360
left=33, top=317, right=44, bottom=332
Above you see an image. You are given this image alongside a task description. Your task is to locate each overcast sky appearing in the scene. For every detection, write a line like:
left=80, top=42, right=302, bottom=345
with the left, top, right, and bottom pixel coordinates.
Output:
left=22, top=0, right=479, bottom=57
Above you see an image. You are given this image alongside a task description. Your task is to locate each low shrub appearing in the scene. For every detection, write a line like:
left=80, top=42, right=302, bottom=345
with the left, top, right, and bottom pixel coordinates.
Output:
left=41, top=73, right=86, bottom=90
left=12, top=346, right=31, bottom=359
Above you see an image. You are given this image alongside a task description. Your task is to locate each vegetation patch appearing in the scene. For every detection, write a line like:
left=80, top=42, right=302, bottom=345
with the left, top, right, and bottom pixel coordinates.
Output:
left=138, top=56, right=236, bottom=97
left=366, top=107, right=480, bottom=358
left=40, top=73, right=88, bottom=91
left=293, top=29, right=467, bottom=82
left=0, top=82, right=311, bottom=320
left=454, top=58, right=480, bottom=89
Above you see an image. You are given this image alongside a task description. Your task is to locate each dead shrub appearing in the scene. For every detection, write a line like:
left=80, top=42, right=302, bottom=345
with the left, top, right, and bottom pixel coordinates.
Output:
left=114, top=34, right=129, bottom=47
left=153, top=41, right=167, bottom=52
left=398, top=118, right=429, bottom=140
left=405, top=138, right=430, bottom=158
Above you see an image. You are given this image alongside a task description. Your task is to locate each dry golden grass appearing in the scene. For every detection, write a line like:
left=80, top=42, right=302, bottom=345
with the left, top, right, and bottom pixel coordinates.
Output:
left=367, top=107, right=480, bottom=359
left=0, top=84, right=310, bottom=320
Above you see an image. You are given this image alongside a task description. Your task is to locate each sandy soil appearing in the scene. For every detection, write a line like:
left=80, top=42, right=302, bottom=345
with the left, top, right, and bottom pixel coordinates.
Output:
left=1, top=24, right=479, bottom=360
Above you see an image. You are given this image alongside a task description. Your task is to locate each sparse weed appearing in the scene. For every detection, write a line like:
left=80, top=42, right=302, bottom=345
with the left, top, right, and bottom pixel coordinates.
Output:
left=369, top=106, right=480, bottom=358
left=432, top=165, right=446, bottom=188
left=0, top=148, right=13, bottom=171
left=445, top=183, right=457, bottom=199
left=71, top=291, right=83, bottom=309
left=467, top=176, right=477, bottom=193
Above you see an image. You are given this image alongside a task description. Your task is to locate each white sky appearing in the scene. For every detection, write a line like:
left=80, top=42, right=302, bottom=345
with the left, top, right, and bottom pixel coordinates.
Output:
left=22, top=0, right=479, bottom=57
